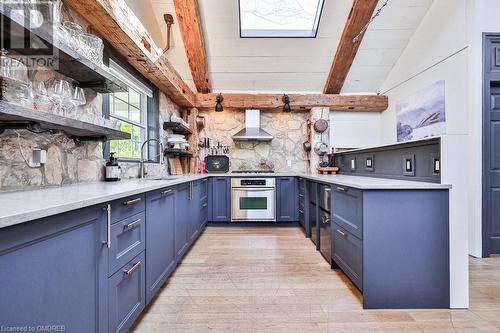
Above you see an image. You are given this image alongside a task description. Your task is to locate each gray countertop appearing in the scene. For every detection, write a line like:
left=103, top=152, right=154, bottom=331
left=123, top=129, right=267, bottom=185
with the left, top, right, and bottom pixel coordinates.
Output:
left=0, top=173, right=450, bottom=229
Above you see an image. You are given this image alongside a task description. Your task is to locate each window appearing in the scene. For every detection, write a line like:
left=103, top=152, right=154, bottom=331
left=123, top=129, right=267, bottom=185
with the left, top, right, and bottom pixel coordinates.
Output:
left=239, top=0, right=324, bottom=38
left=105, top=59, right=159, bottom=161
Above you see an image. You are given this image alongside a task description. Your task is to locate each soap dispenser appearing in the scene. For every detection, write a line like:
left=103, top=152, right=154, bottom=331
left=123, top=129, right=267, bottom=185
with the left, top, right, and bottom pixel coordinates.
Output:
left=105, top=152, right=121, bottom=182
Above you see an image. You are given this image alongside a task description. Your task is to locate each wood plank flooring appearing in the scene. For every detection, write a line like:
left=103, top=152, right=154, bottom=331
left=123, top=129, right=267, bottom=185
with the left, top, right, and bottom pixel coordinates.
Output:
left=132, top=227, right=500, bottom=333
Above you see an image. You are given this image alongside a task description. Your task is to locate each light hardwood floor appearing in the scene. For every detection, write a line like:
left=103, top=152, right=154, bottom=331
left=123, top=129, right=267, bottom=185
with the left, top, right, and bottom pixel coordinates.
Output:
left=132, top=227, right=500, bottom=333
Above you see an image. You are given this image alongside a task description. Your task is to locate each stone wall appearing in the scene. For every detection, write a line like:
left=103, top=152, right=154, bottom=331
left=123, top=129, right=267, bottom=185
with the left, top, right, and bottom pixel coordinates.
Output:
left=198, top=110, right=310, bottom=172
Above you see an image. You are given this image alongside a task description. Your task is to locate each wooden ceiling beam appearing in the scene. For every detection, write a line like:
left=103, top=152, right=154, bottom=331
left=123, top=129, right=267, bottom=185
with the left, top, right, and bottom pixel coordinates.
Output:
left=195, top=93, right=388, bottom=112
left=64, top=0, right=196, bottom=107
left=323, top=0, right=379, bottom=94
left=173, top=0, right=211, bottom=93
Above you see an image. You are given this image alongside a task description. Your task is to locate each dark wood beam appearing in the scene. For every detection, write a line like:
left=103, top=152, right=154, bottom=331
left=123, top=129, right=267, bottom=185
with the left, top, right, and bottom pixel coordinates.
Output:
left=173, top=0, right=211, bottom=93
left=65, top=0, right=196, bottom=107
left=195, top=93, right=388, bottom=112
left=323, top=0, right=379, bottom=94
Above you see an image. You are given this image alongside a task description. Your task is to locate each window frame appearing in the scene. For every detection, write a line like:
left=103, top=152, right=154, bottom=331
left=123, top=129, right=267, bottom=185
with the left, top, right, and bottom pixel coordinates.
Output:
left=103, top=55, right=160, bottom=163
left=238, top=0, right=325, bottom=38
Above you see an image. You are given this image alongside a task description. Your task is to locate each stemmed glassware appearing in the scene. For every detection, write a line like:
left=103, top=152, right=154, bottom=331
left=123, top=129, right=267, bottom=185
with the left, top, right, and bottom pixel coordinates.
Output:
left=48, top=79, right=72, bottom=115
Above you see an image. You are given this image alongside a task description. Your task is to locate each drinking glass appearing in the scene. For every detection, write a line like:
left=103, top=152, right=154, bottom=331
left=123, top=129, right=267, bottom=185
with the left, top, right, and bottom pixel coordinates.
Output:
left=61, top=21, right=83, bottom=51
left=79, top=33, right=104, bottom=65
left=32, top=80, right=52, bottom=112
left=71, top=86, right=86, bottom=106
left=48, top=79, right=72, bottom=115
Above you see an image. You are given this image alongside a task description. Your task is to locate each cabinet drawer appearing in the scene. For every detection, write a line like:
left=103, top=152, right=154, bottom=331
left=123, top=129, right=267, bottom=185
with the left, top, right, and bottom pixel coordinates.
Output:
left=332, top=224, right=363, bottom=290
left=111, top=194, right=145, bottom=224
left=332, top=185, right=363, bottom=239
left=109, top=212, right=146, bottom=276
left=109, top=252, right=146, bottom=333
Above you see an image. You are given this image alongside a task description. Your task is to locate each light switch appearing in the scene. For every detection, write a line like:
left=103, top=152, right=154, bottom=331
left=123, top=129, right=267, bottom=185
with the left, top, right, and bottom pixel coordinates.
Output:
left=434, top=158, right=440, bottom=174
left=350, top=159, right=355, bottom=170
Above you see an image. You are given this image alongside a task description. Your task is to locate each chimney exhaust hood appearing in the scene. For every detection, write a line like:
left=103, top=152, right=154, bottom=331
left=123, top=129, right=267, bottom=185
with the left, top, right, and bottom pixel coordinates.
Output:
left=232, top=109, right=273, bottom=141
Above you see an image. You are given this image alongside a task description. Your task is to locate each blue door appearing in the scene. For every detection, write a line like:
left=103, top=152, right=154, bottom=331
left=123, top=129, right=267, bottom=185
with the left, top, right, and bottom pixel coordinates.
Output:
left=210, top=177, right=231, bottom=222
left=145, top=187, right=176, bottom=303
left=0, top=206, right=108, bottom=333
left=175, top=183, right=190, bottom=260
left=277, top=177, right=298, bottom=222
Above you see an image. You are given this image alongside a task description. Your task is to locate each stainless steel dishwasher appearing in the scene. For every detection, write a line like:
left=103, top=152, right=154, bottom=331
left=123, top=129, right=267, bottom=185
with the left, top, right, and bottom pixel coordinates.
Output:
left=318, top=184, right=332, bottom=265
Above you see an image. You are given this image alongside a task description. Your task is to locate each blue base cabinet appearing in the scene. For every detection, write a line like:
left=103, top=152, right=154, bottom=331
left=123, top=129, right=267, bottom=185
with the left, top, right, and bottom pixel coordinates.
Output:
left=277, top=177, right=298, bottom=222
left=209, top=177, right=231, bottom=222
left=175, top=183, right=190, bottom=260
left=108, top=252, right=146, bottom=333
left=145, top=187, right=176, bottom=303
left=0, top=206, right=108, bottom=333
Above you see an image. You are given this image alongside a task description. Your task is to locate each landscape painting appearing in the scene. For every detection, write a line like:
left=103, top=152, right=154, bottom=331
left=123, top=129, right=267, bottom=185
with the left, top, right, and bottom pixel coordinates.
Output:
left=396, top=80, right=446, bottom=142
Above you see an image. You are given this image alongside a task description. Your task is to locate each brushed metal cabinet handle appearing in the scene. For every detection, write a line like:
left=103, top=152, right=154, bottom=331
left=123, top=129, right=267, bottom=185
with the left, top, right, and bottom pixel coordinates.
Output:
left=160, top=189, right=173, bottom=196
left=336, top=229, right=346, bottom=237
left=124, top=218, right=141, bottom=231
left=124, top=197, right=142, bottom=206
left=336, top=186, right=347, bottom=192
left=299, top=193, right=304, bottom=197
left=102, top=204, right=112, bottom=249
left=124, top=261, right=141, bottom=276
left=299, top=209, right=304, bottom=214
left=202, top=203, right=208, bottom=208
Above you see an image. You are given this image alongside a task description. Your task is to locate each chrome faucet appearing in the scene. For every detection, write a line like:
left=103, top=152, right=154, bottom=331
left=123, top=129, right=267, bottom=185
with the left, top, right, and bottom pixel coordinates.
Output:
left=139, top=138, right=164, bottom=178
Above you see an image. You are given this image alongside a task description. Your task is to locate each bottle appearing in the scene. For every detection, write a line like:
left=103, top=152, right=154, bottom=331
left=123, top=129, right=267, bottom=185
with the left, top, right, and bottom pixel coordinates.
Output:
left=105, top=152, right=121, bottom=182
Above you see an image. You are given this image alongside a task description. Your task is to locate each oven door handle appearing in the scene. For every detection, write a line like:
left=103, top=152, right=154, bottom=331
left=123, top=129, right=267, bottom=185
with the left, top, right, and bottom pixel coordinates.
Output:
left=232, top=188, right=275, bottom=191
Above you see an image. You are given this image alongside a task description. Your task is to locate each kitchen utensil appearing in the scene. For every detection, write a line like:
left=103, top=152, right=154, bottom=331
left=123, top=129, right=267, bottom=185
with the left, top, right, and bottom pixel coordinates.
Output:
left=314, top=142, right=328, bottom=156
left=303, top=141, right=312, bottom=152
left=314, top=118, right=328, bottom=133
left=196, top=116, right=205, bottom=128
left=168, top=157, right=183, bottom=175
left=205, top=155, right=230, bottom=173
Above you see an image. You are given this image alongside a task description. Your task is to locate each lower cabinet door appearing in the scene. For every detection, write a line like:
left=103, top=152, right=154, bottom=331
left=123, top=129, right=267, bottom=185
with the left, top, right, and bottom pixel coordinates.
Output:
left=175, top=184, right=190, bottom=260
left=146, top=188, right=176, bottom=304
left=108, top=252, right=146, bottom=333
left=332, top=223, right=363, bottom=290
left=0, top=206, right=108, bottom=333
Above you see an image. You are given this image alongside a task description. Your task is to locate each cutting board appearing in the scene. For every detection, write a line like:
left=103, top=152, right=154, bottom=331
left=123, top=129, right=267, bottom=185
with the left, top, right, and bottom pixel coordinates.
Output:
left=168, top=157, right=183, bottom=175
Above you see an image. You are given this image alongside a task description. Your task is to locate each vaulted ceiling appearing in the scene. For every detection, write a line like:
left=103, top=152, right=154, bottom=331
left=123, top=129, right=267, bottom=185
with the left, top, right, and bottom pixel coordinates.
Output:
left=125, top=0, right=433, bottom=94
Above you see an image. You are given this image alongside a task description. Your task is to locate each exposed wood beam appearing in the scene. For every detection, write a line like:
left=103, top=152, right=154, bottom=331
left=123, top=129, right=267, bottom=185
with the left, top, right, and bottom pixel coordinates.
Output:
left=65, top=0, right=196, bottom=107
left=173, top=0, right=211, bottom=93
left=323, top=0, right=379, bottom=94
left=195, top=93, right=388, bottom=112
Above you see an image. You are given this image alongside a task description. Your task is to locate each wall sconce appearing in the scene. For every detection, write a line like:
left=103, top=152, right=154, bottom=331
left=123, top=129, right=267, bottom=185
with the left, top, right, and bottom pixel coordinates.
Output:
left=215, top=93, right=224, bottom=112
left=282, top=94, right=291, bottom=112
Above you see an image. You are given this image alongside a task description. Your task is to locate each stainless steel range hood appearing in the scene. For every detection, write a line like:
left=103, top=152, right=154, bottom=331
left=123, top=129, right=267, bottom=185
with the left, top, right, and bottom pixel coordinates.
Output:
left=232, top=109, right=273, bottom=141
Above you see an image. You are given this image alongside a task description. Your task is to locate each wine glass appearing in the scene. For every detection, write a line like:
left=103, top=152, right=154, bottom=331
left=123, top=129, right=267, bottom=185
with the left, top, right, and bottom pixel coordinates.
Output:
left=48, top=79, right=71, bottom=115
left=71, top=86, right=86, bottom=106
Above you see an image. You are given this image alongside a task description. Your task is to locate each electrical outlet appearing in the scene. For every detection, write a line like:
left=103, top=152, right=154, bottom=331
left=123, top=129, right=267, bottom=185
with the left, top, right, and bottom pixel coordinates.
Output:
left=287, top=160, right=292, bottom=167
left=30, top=148, right=47, bottom=167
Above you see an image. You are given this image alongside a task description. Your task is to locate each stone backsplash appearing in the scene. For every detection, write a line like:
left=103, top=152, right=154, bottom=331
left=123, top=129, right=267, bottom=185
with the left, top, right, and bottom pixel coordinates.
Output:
left=198, top=110, right=310, bottom=173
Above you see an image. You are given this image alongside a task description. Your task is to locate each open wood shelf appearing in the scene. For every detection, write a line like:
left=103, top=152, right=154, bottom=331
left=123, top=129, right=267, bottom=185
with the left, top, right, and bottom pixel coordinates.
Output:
left=0, top=7, right=128, bottom=93
left=0, top=100, right=131, bottom=141
left=163, top=148, right=193, bottom=157
left=163, top=121, right=193, bottom=134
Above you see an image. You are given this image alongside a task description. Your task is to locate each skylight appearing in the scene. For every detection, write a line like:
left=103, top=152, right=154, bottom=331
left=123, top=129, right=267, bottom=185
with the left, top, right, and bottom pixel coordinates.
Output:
left=239, top=0, right=324, bottom=38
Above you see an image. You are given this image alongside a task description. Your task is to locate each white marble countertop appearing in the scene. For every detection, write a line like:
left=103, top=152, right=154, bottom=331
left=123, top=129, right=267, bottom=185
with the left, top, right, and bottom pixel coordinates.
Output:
left=0, top=173, right=450, bottom=229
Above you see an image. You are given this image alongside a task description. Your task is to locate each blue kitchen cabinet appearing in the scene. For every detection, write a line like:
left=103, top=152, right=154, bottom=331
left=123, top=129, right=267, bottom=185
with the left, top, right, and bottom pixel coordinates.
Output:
left=209, top=177, right=231, bottom=222
left=145, top=187, right=176, bottom=304
left=277, top=177, right=298, bottom=222
left=108, top=252, right=146, bottom=333
left=200, top=178, right=209, bottom=229
left=298, top=178, right=310, bottom=237
left=189, top=181, right=201, bottom=243
left=175, top=182, right=190, bottom=260
left=0, top=205, right=108, bottom=333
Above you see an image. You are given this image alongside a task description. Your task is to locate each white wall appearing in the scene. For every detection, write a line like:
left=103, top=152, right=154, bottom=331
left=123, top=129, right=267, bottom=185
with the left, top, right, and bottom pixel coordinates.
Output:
left=329, top=112, right=381, bottom=149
